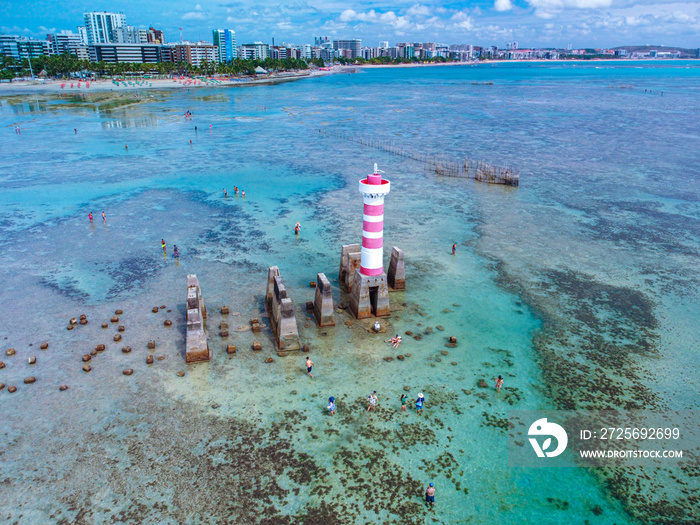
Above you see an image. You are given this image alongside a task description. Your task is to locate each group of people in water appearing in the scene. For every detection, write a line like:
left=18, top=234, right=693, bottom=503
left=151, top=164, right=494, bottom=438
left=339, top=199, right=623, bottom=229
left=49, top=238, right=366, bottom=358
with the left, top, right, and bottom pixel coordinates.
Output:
left=223, top=187, right=245, bottom=198
left=161, top=239, right=179, bottom=259
left=88, top=211, right=106, bottom=223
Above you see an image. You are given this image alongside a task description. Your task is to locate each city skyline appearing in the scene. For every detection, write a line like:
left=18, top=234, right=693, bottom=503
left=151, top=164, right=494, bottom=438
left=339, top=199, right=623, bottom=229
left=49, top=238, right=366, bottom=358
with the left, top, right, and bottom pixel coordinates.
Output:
left=1, top=0, right=699, bottom=48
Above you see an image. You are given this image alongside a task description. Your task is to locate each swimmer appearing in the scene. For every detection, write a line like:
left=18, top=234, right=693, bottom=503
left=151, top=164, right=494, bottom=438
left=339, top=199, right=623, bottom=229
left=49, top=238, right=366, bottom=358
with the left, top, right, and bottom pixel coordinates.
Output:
left=102, top=211, right=106, bottom=223
left=385, top=334, right=402, bottom=350
left=452, top=243, right=456, bottom=255
left=416, top=393, right=424, bottom=414
left=305, top=356, right=314, bottom=378
left=161, top=239, right=166, bottom=255
left=125, top=144, right=128, bottom=150
left=400, top=394, right=407, bottom=411
left=74, top=128, right=77, bottom=134
left=327, top=396, right=336, bottom=416
left=495, top=375, right=504, bottom=392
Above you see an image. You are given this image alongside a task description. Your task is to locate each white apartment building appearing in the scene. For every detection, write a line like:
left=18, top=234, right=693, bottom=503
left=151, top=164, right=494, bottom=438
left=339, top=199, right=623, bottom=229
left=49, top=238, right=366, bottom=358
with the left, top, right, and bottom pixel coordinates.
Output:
left=83, top=11, right=127, bottom=45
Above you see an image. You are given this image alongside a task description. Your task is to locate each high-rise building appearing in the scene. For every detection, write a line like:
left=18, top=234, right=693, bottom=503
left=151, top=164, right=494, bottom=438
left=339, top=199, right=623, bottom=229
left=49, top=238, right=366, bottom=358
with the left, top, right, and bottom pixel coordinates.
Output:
left=88, top=43, right=161, bottom=63
left=212, top=29, right=237, bottom=63
left=83, top=11, right=127, bottom=45
left=333, top=39, right=362, bottom=58
left=379, top=41, right=389, bottom=49
left=77, top=26, right=88, bottom=45
left=165, top=42, right=218, bottom=66
left=314, top=36, right=330, bottom=46
left=147, top=27, right=165, bottom=44
left=47, top=30, right=83, bottom=56
left=0, top=35, right=49, bottom=60
left=238, top=42, right=269, bottom=60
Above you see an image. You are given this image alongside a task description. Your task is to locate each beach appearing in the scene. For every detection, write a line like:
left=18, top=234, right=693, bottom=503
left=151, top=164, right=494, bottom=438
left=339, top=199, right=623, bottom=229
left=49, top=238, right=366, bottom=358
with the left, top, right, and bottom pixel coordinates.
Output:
left=0, top=67, right=339, bottom=95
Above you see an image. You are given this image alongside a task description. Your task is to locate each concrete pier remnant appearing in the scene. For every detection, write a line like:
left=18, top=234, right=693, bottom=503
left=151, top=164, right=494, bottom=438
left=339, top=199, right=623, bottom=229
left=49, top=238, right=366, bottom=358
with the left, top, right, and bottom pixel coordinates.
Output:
left=185, top=274, right=210, bottom=363
left=345, top=251, right=362, bottom=292
left=339, top=244, right=360, bottom=292
left=265, top=267, right=302, bottom=353
left=350, top=269, right=390, bottom=318
left=349, top=163, right=392, bottom=319
left=313, top=273, right=335, bottom=327
left=387, top=247, right=405, bottom=290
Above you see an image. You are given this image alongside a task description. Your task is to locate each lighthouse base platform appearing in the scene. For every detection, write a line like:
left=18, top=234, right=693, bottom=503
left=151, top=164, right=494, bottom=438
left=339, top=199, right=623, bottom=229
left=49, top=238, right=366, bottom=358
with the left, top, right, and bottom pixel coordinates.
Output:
left=349, top=269, right=391, bottom=319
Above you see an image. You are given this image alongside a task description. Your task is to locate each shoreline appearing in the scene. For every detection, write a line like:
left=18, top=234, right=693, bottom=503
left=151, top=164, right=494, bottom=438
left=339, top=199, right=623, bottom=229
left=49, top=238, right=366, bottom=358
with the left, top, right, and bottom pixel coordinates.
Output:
left=0, top=68, right=341, bottom=96
left=357, top=57, right=699, bottom=69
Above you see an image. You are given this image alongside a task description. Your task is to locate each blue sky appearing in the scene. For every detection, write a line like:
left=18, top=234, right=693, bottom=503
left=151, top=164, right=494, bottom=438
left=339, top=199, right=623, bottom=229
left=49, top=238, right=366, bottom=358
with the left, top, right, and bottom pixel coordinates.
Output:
left=2, top=0, right=699, bottom=48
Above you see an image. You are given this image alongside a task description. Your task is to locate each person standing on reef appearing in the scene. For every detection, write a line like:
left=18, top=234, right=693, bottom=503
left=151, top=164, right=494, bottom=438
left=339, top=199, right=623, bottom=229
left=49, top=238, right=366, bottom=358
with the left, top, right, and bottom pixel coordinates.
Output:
left=88, top=212, right=93, bottom=222
left=223, top=188, right=227, bottom=198
left=425, top=483, right=436, bottom=508
left=452, top=243, right=456, bottom=255
left=305, top=356, right=314, bottom=378
left=327, top=397, right=336, bottom=415
left=400, top=394, right=407, bottom=411
left=161, top=239, right=166, bottom=255
left=416, top=393, right=424, bottom=414
left=367, top=391, right=378, bottom=411
left=241, top=190, right=245, bottom=198
left=173, top=245, right=179, bottom=259
left=102, top=211, right=106, bottom=223
left=495, top=375, right=504, bottom=392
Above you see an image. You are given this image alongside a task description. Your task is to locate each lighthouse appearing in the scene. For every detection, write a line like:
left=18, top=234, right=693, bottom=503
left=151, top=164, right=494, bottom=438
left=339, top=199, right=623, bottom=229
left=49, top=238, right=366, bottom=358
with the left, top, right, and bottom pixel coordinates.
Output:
left=360, top=163, right=390, bottom=276
left=349, top=163, right=392, bottom=319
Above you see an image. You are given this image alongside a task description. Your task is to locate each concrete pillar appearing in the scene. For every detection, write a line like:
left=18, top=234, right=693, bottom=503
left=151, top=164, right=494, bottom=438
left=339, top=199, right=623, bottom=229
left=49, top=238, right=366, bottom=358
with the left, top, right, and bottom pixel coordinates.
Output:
left=344, top=252, right=361, bottom=292
left=265, top=266, right=280, bottom=314
left=349, top=269, right=390, bottom=319
left=387, top=247, right=405, bottom=290
left=339, top=244, right=360, bottom=291
left=185, top=274, right=210, bottom=363
left=313, top=273, right=335, bottom=327
left=278, top=298, right=301, bottom=351
left=265, top=267, right=301, bottom=353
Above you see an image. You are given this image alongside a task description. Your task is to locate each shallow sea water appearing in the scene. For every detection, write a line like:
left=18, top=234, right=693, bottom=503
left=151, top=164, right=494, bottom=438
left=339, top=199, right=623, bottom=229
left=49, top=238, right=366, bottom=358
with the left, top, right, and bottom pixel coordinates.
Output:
left=0, top=62, right=698, bottom=524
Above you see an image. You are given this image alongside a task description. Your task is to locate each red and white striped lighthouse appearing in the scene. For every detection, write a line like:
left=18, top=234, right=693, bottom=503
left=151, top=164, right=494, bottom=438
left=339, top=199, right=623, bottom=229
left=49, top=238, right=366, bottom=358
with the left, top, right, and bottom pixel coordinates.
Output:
left=359, top=164, right=391, bottom=277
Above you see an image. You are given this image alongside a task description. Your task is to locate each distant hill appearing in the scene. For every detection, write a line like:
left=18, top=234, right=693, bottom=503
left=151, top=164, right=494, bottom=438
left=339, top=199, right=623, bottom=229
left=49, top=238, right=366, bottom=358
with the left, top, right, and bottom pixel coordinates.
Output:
left=613, top=45, right=699, bottom=56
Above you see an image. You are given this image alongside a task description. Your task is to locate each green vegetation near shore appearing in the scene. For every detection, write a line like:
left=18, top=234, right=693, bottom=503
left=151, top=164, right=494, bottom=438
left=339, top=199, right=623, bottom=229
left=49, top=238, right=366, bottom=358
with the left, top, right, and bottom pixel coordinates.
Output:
left=0, top=53, right=316, bottom=80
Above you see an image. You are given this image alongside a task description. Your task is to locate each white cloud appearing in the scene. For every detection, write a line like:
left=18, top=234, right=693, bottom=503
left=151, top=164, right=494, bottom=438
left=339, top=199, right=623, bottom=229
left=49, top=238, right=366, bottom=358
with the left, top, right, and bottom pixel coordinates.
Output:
left=406, top=4, right=431, bottom=17
left=380, top=11, right=398, bottom=23
left=495, top=0, right=514, bottom=11
left=339, top=9, right=378, bottom=22
left=339, top=9, right=357, bottom=22
left=182, top=11, right=206, bottom=20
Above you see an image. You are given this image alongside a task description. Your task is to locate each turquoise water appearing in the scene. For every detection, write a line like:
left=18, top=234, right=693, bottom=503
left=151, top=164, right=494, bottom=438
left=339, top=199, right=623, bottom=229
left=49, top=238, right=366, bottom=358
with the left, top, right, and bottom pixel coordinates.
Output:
left=0, top=62, right=698, bottom=524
